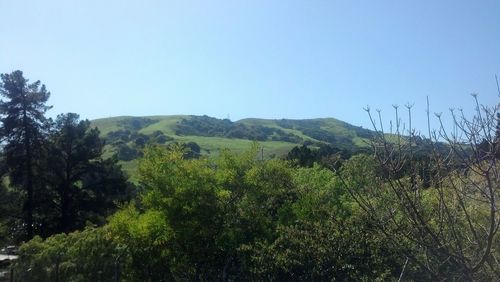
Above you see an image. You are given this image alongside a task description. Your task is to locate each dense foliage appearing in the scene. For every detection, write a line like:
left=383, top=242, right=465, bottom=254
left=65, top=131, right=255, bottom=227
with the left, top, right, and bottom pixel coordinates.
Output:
left=105, top=121, right=174, bottom=161
left=14, top=227, right=119, bottom=282
left=9, top=130, right=500, bottom=280
left=175, top=115, right=303, bottom=142
left=2, top=70, right=498, bottom=281
left=286, top=144, right=354, bottom=169
left=11, top=146, right=420, bottom=281
left=0, top=70, right=52, bottom=239
left=277, top=118, right=372, bottom=149
left=0, top=71, right=133, bottom=243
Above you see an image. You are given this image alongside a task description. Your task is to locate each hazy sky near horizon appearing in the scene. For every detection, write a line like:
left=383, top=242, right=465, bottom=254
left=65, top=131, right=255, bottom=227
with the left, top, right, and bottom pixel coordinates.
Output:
left=1, top=0, right=499, bottom=132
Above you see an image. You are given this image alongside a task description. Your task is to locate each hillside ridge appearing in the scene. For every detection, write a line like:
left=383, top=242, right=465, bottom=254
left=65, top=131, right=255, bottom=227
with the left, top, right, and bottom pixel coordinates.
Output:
left=90, top=115, right=373, bottom=176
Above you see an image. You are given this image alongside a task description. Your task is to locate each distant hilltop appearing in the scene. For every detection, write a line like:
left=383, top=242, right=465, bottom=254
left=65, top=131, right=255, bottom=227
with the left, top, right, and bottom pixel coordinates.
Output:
left=92, top=114, right=372, bottom=155
left=90, top=115, right=373, bottom=175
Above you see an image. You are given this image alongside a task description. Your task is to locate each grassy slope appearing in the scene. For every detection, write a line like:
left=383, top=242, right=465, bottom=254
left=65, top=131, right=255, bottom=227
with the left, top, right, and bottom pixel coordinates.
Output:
left=237, top=118, right=316, bottom=141
left=91, top=115, right=371, bottom=177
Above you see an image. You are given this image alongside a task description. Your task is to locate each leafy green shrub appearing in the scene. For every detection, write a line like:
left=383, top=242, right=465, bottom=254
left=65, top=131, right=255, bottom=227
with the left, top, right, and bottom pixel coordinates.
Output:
left=14, top=227, right=119, bottom=282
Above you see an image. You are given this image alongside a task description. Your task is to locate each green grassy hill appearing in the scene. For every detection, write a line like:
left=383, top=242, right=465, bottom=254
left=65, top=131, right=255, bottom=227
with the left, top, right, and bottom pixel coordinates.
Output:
left=91, top=115, right=373, bottom=177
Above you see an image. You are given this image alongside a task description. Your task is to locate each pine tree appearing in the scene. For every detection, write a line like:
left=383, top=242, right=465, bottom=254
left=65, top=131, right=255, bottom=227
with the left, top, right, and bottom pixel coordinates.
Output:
left=42, top=113, right=132, bottom=234
left=44, top=113, right=102, bottom=233
left=0, top=70, right=52, bottom=239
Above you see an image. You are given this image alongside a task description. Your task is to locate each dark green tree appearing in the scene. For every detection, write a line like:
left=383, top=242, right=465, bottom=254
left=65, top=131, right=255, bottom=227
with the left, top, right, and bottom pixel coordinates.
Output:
left=286, top=145, right=316, bottom=167
left=44, top=113, right=101, bottom=233
left=0, top=70, right=52, bottom=239
left=78, top=156, right=133, bottom=226
left=0, top=183, right=22, bottom=245
left=43, top=113, right=132, bottom=234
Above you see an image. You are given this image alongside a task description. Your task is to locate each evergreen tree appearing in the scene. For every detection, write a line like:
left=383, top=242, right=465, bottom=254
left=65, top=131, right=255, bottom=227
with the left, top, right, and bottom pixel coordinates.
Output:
left=0, top=183, right=22, bottom=245
left=0, top=70, right=51, bottom=239
left=43, top=113, right=132, bottom=234
left=44, top=113, right=102, bottom=233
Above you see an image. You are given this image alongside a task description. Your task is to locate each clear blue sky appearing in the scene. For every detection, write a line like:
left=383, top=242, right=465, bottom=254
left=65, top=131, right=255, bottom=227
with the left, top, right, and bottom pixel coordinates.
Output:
left=1, top=0, right=499, bottom=132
